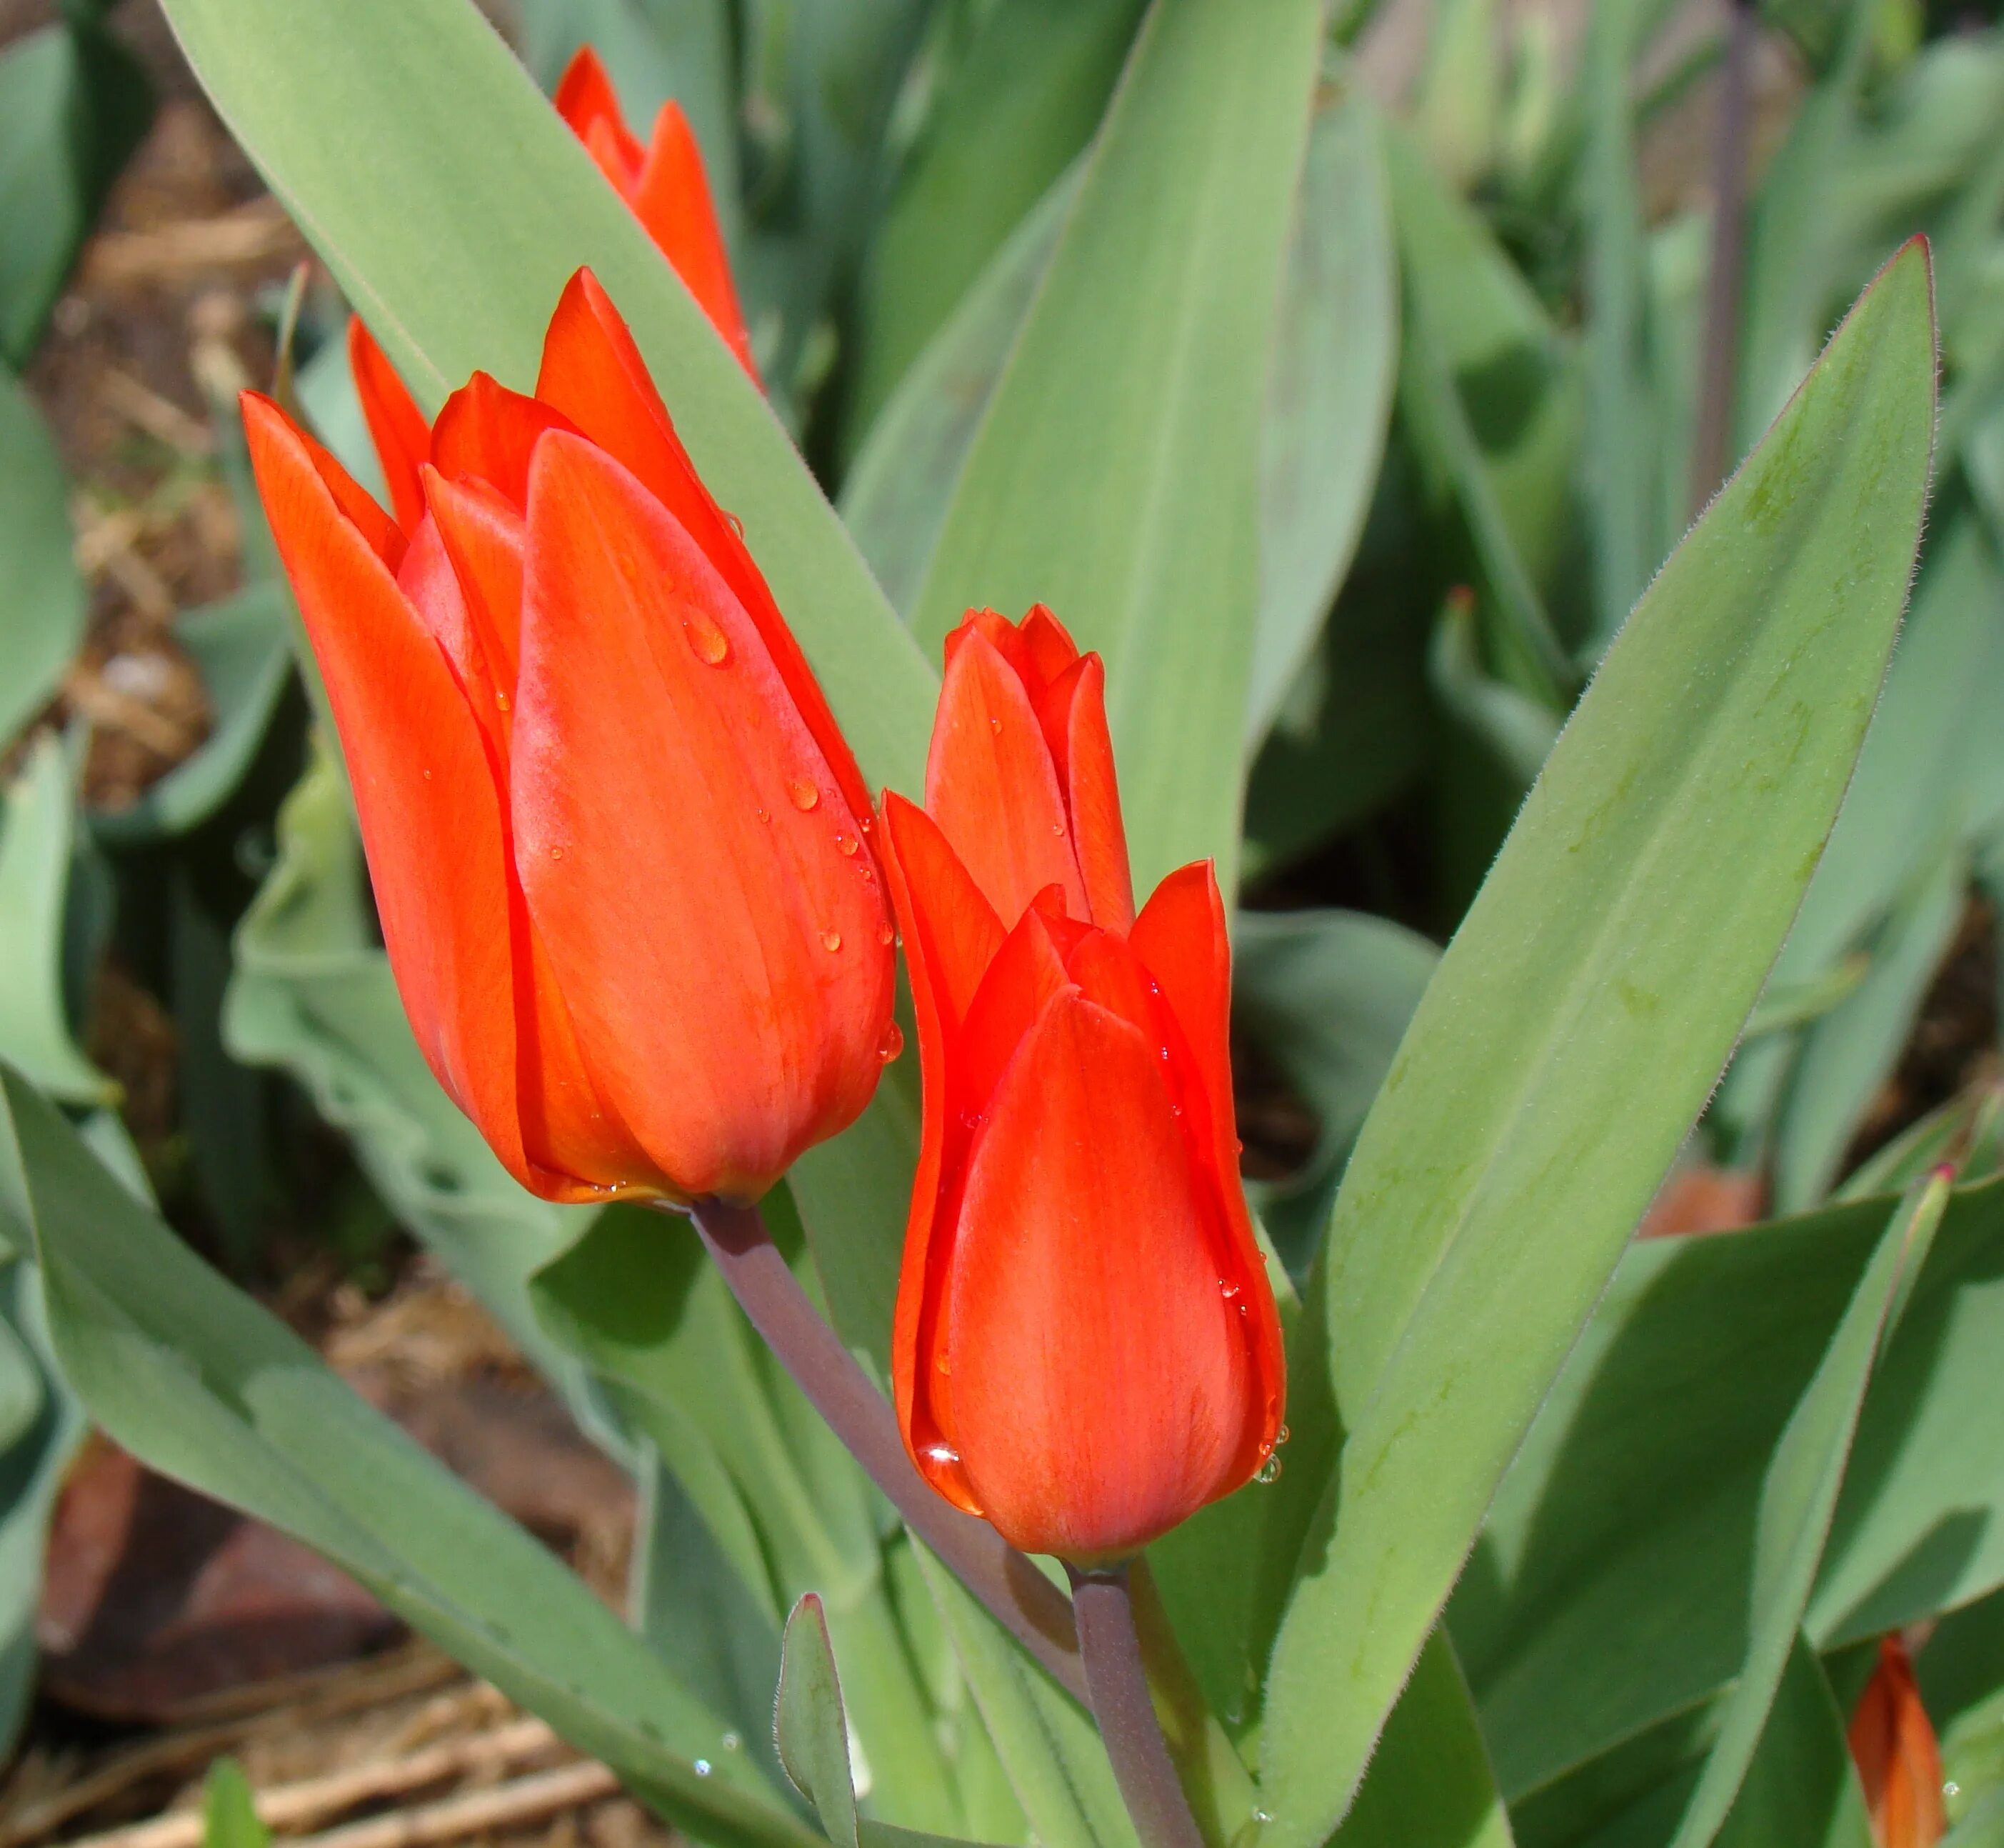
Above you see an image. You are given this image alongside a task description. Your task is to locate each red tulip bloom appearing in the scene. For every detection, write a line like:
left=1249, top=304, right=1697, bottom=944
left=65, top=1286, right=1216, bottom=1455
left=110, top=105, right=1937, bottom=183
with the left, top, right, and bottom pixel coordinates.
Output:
left=244, top=269, right=893, bottom=1204
left=554, top=45, right=756, bottom=381
left=880, top=607, right=1285, bottom=1561
left=1850, top=1637, right=1946, bottom=1848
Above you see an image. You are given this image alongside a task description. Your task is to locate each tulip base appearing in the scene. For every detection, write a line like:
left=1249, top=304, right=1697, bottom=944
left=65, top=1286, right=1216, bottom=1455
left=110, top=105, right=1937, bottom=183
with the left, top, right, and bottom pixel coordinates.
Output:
left=1068, top=1563, right=1207, bottom=1848
left=678, top=1197, right=1088, bottom=1703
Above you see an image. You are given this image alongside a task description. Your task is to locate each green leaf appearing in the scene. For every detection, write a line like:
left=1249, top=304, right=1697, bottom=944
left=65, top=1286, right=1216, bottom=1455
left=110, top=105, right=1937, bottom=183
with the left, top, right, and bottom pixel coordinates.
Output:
left=779, top=1595, right=864, bottom=1848
left=0, top=365, right=85, bottom=751
left=841, top=169, right=1079, bottom=619
left=1231, top=907, right=1440, bottom=1280
left=0, top=14, right=152, bottom=364
left=845, top=0, right=1145, bottom=449
left=1662, top=1173, right=1948, bottom=1848
left=911, top=0, right=1327, bottom=895
left=1454, top=1173, right=2004, bottom=1802
left=0, top=1063, right=816, bottom=1848
left=1248, top=74, right=1399, bottom=746
left=1257, top=241, right=1937, bottom=1847
left=156, top=0, right=936, bottom=799
left=201, top=1760, right=270, bottom=1848
left=1329, top=1632, right=1514, bottom=1848
left=0, top=736, right=114, bottom=1107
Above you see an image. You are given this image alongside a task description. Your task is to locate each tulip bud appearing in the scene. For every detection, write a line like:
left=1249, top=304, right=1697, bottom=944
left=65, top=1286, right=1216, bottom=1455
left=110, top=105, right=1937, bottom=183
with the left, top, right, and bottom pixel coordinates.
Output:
left=553, top=46, right=756, bottom=382
left=881, top=606, right=1285, bottom=1562
left=244, top=269, right=894, bottom=1206
left=1849, top=1637, right=1946, bottom=1848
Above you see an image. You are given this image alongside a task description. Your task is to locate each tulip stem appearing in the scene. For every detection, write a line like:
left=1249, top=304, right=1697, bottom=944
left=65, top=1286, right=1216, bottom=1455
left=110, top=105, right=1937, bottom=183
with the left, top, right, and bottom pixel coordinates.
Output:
left=682, top=1197, right=1088, bottom=1704
left=1068, top=1564, right=1207, bottom=1848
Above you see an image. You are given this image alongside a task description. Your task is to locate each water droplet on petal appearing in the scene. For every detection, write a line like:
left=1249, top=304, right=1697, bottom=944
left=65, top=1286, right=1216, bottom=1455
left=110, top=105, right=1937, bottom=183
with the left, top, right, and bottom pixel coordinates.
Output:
left=1051, top=821, right=1064, bottom=836
left=756, top=807, right=770, bottom=822
left=725, top=511, right=746, bottom=539
left=858, top=815, right=872, bottom=834
left=788, top=777, right=821, bottom=811
left=422, top=768, right=434, bottom=781
left=921, top=1439, right=961, bottom=1468
left=1255, top=1454, right=1283, bottom=1485
left=878, top=1022, right=904, bottom=1062
left=684, top=616, right=731, bottom=666
left=1276, top=1423, right=1291, bottom=1444
left=549, top=846, right=564, bottom=861
left=876, top=921, right=896, bottom=947
left=989, top=716, right=1003, bottom=734
left=821, top=929, right=843, bottom=952
left=1221, top=1279, right=1241, bottom=1300
left=836, top=833, right=860, bottom=857
left=495, top=689, right=511, bottom=711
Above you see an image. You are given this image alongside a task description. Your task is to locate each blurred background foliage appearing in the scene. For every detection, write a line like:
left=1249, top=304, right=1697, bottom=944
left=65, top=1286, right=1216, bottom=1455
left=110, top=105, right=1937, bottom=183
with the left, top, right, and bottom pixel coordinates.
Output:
left=4, top=0, right=2004, bottom=1843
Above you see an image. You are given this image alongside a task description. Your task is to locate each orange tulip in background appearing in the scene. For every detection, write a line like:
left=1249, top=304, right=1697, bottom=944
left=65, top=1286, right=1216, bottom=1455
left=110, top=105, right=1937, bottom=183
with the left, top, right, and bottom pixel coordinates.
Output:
left=245, top=269, right=894, bottom=1205
left=553, top=45, right=757, bottom=381
left=1850, top=1636, right=1947, bottom=1848
left=881, top=606, right=1286, bottom=1562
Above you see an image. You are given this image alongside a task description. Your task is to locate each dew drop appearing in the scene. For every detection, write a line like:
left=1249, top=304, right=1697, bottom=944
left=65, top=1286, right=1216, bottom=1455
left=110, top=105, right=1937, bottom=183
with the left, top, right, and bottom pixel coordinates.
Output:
left=934, top=1352, right=951, bottom=1376
left=421, top=768, right=434, bottom=781
left=921, top=1439, right=961, bottom=1469
left=756, top=807, right=770, bottom=823
left=1051, top=821, right=1064, bottom=835
left=721, top=1732, right=742, bottom=1752
left=684, top=617, right=731, bottom=666
left=821, top=929, right=843, bottom=952
left=989, top=716, right=1003, bottom=734
left=878, top=1022, right=905, bottom=1062
left=1252, top=1808, right=1274, bottom=1827
left=549, top=846, right=564, bottom=861
left=876, top=921, right=896, bottom=947
left=1255, top=1453, right=1283, bottom=1485
left=1276, top=1422, right=1291, bottom=1445
left=496, top=689, right=511, bottom=711
left=788, top=777, right=821, bottom=811
left=836, top=832, right=860, bottom=857
left=693, top=1759, right=713, bottom=1777
left=725, top=510, right=746, bottom=539
left=858, top=815, right=873, bottom=834
left=1221, top=1279, right=1242, bottom=1300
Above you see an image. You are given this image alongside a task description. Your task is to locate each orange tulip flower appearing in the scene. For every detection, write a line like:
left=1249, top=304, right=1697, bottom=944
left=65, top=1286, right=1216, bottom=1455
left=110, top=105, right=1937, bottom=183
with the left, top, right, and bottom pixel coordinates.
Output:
left=1850, top=1636, right=1947, bottom=1848
left=879, top=606, right=1286, bottom=1562
left=553, top=45, right=756, bottom=381
left=244, top=269, right=894, bottom=1205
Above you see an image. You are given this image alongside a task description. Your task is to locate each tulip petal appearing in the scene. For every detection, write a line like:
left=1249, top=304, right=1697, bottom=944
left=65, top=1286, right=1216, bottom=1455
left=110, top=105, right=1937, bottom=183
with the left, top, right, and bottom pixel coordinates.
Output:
left=243, top=389, right=403, bottom=569
left=879, top=793, right=1004, bottom=1506
left=553, top=45, right=644, bottom=178
left=1850, top=1638, right=1946, bottom=1848
left=431, top=373, right=579, bottom=511
left=633, top=101, right=757, bottom=379
left=346, top=318, right=431, bottom=536
left=512, top=432, right=893, bottom=1202
left=926, top=626, right=1089, bottom=927
left=533, top=271, right=872, bottom=827
left=421, top=466, right=525, bottom=708
left=241, top=393, right=529, bottom=1189
left=1132, top=861, right=1286, bottom=1467
left=943, top=989, right=1261, bottom=1559
left=1043, top=654, right=1134, bottom=931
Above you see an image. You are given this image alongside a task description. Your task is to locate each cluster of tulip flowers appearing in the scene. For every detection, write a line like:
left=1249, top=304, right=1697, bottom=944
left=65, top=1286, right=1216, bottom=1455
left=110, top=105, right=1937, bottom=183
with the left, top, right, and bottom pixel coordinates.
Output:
left=242, top=49, right=1281, bottom=1848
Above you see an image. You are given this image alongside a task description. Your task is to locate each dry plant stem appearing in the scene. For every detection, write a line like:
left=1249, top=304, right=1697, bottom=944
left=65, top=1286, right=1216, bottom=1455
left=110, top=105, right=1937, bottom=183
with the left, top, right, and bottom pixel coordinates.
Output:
left=1688, top=0, right=1758, bottom=516
left=1068, top=1566, right=1206, bottom=1848
left=296, top=1762, right=617, bottom=1848
left=681, top=1198, right=1088, bottom=1702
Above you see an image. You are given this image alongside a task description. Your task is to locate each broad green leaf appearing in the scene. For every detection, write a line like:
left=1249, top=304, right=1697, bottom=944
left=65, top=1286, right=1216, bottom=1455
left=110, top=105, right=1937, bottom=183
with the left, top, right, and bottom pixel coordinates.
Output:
left=1231, top=907, right=1440, bottom=1280
left=1330, top=1632, right=1514, bottom=1848
left=841, top=171, right=1079, bottom=617
left=201, top=1760, right=270, bottom=1848
left=1510, top=1639, right=1873, bottom=1848
left=1413, top=0, right=1501, bottom=190
left=0, top=1064, right=816, bottom=1848
left=156, top=0, right=936, bottom=799
left=1248, top=75, right=1399, bottom=745
left=1662, top=1174, right=1948, bottom=1848
left=0, top=15, right=151, bottom=364
left=912, top=0, right=1326, bottom=894
left=0, top=737, right=114, bottom=1107
left=1258, top=242, right=1937, bottom=1847
left=845, top=0, right=1145, bottom=449
left=1453, top=1176, right=2004, bottom=1801
left=0, top=366, right=85, bottom=750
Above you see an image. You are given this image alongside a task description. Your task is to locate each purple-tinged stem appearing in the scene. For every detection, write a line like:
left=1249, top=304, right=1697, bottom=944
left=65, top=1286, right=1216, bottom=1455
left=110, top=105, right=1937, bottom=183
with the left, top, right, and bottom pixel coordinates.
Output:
left=1069, top=1564, right=1206, bottom=1848
left=1688, top=0, right=1758, bottom=516
left=681, top=1197, right=1087, bottom=1704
